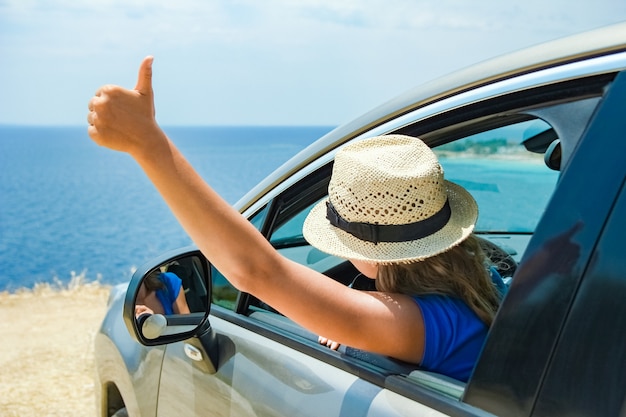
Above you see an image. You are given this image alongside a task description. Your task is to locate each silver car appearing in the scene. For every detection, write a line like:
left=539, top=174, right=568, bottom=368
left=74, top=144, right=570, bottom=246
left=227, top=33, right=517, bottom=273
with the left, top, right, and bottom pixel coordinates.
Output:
left=96, top=22, right=626, bottom=416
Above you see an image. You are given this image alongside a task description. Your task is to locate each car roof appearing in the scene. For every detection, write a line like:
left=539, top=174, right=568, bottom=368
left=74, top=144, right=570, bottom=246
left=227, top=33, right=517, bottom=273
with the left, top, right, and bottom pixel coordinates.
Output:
left=236, top=21, right=626, bottom=212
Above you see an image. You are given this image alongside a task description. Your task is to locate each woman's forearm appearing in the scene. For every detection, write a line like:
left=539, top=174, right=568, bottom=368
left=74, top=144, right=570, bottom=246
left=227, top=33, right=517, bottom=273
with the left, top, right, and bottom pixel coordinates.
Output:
left=132, top=132, right=278, bottom=292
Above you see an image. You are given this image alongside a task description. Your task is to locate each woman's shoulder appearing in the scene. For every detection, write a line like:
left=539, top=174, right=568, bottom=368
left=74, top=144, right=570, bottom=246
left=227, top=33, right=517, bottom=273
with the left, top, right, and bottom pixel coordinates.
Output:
left=411, top=293, right=488, bottom=381
left=411, top=294, right=482, bottom=324
left=160, top=271, right=182, bottom=286
left=158, top=272, right=183, bottom=298
left=411, top=293, right=465, bottom=306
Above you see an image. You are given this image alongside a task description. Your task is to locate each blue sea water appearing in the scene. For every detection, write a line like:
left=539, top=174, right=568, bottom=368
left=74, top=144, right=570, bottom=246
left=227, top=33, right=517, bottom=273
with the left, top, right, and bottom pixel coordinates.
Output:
left=0, top=126, right=559, bottom=291
left=0, top=125, right=332, bottom=291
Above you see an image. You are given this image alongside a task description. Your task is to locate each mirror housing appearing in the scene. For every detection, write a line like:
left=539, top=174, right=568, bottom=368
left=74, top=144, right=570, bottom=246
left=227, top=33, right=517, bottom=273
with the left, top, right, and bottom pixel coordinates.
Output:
left=123, top=247, right=211, bottom=347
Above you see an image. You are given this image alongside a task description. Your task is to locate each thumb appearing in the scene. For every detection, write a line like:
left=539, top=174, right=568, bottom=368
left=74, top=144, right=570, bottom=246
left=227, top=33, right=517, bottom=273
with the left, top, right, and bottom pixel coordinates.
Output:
left=135, top=55, right=154, bottom=95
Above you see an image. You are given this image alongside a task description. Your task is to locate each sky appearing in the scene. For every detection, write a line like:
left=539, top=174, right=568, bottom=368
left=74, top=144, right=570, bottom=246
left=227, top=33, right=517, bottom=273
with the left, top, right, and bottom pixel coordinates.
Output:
left=1, top=1, right=625, bottom=127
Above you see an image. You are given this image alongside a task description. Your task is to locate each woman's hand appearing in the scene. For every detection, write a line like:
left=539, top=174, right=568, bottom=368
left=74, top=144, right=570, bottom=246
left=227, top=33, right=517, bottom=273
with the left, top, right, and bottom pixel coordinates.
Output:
left=318, top=335, right=341, bottom=351
left=87, top=56, right=164, bottom=156
left=135, top=304, right=155, bottom=318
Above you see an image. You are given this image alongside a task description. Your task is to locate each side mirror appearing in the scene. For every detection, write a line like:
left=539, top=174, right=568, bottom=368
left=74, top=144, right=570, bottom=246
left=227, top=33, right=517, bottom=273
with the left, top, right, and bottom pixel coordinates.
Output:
left=123, top=249, right=211, bottom=346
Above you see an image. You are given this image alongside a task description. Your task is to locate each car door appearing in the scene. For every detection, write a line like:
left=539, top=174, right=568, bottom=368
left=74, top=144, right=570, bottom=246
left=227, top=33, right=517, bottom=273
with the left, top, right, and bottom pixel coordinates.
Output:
left=521, top=70, right=626, bottom=417
left=464, top=70, right=626, bottom=417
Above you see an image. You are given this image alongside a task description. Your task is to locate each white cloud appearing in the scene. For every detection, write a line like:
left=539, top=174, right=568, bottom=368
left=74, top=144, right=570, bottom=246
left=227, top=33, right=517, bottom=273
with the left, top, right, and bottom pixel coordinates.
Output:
left=1, top=0, right=625, bottom=125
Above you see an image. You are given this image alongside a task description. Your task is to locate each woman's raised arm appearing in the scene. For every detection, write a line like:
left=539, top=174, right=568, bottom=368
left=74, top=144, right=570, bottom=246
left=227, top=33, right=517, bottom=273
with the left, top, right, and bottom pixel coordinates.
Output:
left=86, top=57, right=425, bottom=364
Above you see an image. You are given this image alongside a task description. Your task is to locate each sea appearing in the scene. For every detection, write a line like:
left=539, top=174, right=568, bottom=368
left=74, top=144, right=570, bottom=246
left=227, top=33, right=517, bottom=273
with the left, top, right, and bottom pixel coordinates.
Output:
left=0, top=125, right=332, bottom=291
left=0, top=125, right=559, bottom=292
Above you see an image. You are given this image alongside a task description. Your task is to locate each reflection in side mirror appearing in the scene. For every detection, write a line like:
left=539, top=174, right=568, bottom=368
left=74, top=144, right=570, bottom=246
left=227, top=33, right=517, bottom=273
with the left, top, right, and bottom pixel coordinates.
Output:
left=135, top=268, right=192, bottom=317
left=139, top=313, right=167, bottom=339
left=124, top=250, right=211, bottom=346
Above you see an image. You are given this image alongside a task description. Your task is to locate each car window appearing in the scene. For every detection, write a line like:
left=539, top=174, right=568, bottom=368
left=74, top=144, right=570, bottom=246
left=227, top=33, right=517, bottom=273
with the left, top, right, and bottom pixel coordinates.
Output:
left=435, top=119, right=560, bottom=233
left=270, top=200, right=346, bottom=275
left=211, top=205, right=271, bottom=310
left=210, top=266, right=238, bottom=310
left=268, top=118, right=560, bottom=271
left=270, top=208, right=310, bottom=245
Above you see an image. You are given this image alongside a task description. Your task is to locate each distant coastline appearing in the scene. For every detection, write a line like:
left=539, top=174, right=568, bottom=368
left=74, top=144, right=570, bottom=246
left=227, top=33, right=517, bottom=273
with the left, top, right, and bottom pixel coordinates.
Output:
left=436, top=149, right=545, bottom=164
left=435, top=139, right=546, bottom=164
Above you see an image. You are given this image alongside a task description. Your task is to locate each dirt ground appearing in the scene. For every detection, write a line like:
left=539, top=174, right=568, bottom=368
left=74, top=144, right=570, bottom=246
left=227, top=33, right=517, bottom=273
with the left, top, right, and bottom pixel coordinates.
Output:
left=0, top=280, right=110, bottom=417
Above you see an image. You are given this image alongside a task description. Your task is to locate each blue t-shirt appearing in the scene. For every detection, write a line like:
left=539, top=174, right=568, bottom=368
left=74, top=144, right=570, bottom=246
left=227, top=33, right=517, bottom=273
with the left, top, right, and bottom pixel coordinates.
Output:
left=412, top=295, right=487, bottom=382
left=155, top=272, right=182, bottom=315
left=412, top=268, right=506, bottom=382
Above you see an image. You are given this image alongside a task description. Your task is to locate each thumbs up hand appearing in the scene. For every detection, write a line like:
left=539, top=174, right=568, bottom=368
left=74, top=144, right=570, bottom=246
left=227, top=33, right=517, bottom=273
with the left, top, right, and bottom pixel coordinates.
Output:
left=87, top=56, right=162, bottom=155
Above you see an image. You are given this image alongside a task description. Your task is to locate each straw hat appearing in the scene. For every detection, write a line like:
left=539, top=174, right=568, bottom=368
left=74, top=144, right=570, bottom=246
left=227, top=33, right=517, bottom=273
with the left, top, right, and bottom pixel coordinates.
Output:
left=302, top=135, right=478, bottom=264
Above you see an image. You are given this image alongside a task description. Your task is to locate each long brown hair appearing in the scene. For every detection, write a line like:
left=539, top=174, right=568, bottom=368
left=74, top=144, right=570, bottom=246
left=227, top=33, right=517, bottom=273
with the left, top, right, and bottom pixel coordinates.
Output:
left=144, top=270, right=165, bottom=292
left=376, top=235, right=500, bottom=326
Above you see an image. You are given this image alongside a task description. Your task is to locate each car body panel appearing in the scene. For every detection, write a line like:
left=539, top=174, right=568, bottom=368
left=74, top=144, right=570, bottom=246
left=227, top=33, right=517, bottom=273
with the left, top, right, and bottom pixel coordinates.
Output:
left=96, top=284, right=163, bottom=417
left=533, top=181, right=626, bottom=417
left=520, top=73, right=626, bottom=417
left=155, top=314, right=452, bottom=417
